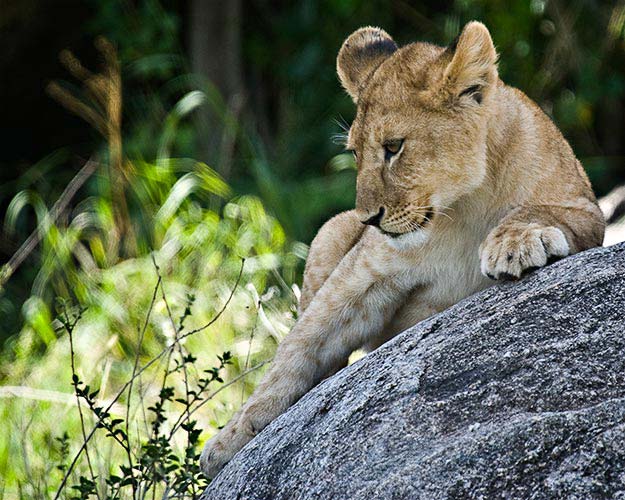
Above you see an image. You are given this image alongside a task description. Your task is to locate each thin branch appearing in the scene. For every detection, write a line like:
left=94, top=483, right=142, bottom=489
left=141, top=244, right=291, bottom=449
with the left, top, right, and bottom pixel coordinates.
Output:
left=54, top=258, right=245, bottom=499
left=169, top=360, right=269, bottom=438
left=0, top=157, right=99, bottom=288
left=65, top=307, right=102, bottom=500
left=181, top=258, right=245, bottom=339
left=143, top=255, right=193, bottom=496
left=123, top=279, right=160, bottom=500
left=241, top=302, right=261, bottom=404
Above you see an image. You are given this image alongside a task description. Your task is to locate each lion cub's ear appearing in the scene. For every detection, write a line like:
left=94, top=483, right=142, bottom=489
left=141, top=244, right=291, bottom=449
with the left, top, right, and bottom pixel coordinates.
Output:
left=443, top=21, right=498, bottom=103
left=337, top=27, right=397, bottom=103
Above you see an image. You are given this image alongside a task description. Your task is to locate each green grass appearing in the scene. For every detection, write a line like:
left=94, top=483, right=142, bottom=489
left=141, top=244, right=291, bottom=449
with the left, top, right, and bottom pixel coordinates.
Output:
left=0, top=189, right=302, bottom=498
left=0, top=43, right=304, bottom=498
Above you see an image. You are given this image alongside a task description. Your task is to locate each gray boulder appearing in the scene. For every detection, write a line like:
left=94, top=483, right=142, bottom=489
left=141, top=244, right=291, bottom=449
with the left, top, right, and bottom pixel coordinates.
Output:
left=202, top=243, right=625, bottom=500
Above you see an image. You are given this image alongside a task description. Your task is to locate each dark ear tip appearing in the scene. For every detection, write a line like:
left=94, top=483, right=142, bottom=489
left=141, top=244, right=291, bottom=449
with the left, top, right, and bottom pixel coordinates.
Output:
left=337, top=26, right=397, bottom=101
left=340, top=27, right=397, bottom=55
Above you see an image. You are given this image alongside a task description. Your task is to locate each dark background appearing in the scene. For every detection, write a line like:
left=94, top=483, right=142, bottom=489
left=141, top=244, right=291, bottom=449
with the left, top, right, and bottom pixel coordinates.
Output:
left=1, top=0, right=624, bottom=340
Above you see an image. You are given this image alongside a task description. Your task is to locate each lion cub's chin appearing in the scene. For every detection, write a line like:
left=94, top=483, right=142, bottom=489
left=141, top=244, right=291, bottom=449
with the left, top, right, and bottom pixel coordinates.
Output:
left=383, top=228, right=431, bottom=250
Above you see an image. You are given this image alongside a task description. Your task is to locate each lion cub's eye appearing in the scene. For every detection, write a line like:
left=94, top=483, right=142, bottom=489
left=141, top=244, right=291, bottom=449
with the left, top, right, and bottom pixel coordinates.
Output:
left=383, top=139, right=404, bottom=161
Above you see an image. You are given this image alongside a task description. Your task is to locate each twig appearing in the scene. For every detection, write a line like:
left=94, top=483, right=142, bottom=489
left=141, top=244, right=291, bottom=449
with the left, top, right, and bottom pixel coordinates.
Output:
left=0, top=157, right=99, bottom=288
left=0, top=386, right=123, bottom=413
left=147, top=255, right=194, bottom=496
left=65, top=306, right=102, bottom=500
left=54, top=258, right=245, bottom=499
left=181, top=259, right=245, bottom=339
left=241, top=301, right=261, bottom=404
left=599, top=184, right=625, bottom=224
left=123, top=278, right=160, bottom=500
left=171, top=361, right=269, bottom=436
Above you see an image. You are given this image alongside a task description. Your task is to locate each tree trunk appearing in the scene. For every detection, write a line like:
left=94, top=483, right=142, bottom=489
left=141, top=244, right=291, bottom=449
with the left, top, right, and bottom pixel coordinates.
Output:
left=188, top=0, right=243, bottom=178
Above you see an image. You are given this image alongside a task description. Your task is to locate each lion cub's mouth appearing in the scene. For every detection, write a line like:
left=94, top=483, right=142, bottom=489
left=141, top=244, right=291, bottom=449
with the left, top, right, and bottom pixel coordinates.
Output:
left=380, top=208, right=435, bottom=238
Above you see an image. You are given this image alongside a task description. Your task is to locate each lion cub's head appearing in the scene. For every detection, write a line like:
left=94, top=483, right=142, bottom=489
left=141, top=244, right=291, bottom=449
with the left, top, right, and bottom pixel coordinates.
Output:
left=337, top=21, right=498, bottom=239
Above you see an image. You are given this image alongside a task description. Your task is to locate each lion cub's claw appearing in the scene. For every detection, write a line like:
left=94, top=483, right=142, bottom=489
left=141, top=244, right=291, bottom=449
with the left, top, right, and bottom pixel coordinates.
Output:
left=480, top=224, right=569, bottom=280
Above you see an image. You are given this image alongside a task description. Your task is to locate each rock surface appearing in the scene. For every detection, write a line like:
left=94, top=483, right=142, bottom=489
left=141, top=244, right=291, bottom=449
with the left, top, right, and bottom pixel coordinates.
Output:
left=202, top=243, right=625, bottom=500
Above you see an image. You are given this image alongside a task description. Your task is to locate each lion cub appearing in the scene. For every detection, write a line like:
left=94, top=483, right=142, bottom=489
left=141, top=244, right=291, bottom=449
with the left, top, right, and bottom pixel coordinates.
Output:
left=201, top=21, right=604, bottom=477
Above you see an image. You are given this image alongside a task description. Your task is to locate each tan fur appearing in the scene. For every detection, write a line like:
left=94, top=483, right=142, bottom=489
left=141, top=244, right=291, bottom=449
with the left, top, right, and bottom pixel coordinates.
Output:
left=201, top=22, right=605, bottom=477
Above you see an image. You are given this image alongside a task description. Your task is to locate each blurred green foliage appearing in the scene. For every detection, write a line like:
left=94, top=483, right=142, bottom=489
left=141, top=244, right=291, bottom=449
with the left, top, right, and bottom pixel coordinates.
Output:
left=0, top=64, right=302, bottom=495
left=1, top=0, right=625, bottom=497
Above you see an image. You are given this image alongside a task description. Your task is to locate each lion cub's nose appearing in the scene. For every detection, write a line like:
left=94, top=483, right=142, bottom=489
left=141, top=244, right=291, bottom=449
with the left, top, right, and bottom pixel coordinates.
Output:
left=362, top=207, right=385, bottom=227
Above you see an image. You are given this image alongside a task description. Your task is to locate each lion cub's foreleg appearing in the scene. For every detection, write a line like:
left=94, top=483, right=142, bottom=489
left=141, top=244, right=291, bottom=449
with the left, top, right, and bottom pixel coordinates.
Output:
left=201, top=231, right=410, bottom=477
left=480, top=201, right=605, bottom=279
left=299, top=210, right=365, bottom=313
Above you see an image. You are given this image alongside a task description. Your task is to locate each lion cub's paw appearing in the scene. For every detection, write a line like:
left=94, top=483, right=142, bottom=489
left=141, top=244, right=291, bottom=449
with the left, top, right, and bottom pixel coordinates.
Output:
left=200, top=415, right=253, bottom=479
left=480, top=223, right=569, bottom=280
left=200, top=397, right=277, bottom=479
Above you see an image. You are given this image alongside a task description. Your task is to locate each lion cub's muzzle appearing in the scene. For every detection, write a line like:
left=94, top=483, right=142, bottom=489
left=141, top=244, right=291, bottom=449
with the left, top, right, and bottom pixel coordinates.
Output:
left=361, top=207, right=400, bottom=237
left=360, top=206, right=434, bottom=238
left=361, top=207, right=385, bottom=228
